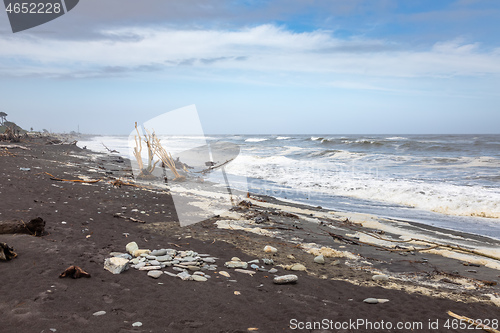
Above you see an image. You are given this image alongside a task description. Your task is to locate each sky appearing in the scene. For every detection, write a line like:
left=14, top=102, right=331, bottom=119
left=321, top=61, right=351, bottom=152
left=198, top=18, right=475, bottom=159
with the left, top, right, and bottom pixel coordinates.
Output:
left=0, top=0, right=499, bottom=134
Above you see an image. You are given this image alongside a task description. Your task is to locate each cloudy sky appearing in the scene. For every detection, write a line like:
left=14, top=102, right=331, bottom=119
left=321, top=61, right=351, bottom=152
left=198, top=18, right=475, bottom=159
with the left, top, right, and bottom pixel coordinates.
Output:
left=1, top=0, right=499, bottom=134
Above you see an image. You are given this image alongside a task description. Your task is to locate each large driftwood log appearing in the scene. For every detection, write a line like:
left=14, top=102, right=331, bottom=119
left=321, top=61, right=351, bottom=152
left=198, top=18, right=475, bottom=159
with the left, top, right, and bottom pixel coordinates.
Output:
left=0, top=217, right=45, bottom=236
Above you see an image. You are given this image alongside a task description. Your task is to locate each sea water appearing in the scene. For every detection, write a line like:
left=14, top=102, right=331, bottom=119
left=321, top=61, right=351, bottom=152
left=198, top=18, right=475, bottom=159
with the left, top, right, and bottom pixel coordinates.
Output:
left=78, top=134, right=500, bottom=240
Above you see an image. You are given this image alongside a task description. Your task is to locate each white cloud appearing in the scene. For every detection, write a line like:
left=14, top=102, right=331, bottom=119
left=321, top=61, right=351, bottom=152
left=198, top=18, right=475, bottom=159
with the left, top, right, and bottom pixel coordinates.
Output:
left=1, top=24, right=500, bottom=80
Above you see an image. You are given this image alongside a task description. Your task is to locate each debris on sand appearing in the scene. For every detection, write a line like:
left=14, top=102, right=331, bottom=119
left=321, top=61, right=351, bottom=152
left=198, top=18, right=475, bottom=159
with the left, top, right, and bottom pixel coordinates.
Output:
left=59, top=265, right=91, bottom=279
left=0, top=242, right=17, bottom=261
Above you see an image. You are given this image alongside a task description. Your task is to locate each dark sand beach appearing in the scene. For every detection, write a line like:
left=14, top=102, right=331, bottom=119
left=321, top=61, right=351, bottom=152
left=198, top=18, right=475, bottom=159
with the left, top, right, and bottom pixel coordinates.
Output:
left=1, top=136, right=499, bottom=333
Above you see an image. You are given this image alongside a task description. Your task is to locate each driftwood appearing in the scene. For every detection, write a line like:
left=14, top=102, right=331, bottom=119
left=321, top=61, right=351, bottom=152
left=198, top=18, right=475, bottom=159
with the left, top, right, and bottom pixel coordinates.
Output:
left=0, top=242, right=17, bottom=261
left=45, top=172, right=101, bottom=184
left=335, top=222, right=500, bottom=262
left=113, top=213, right=145, bottom=223
left=102, top=142, right=118, bottom=153
left=0, top=217, right=45, bottom=236
left=59, top=265, right=91, bottom=279
left=447, top=311, right=500, bottom=333
left=325, top=230, right=360, bottom=245
left=0, top=144, right=29, bottom=150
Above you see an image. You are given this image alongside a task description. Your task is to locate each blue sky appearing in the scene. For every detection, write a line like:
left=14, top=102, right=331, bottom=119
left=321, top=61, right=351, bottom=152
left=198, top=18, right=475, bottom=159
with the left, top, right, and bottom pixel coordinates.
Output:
left=0, top=0, right=499, bottom=134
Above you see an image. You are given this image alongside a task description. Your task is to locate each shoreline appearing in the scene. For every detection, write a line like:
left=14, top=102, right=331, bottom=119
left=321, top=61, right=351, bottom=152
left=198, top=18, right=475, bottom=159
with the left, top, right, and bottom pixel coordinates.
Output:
left=76, top=134, right=500, bottom=242
left=1, top=135, right=499, bottom=332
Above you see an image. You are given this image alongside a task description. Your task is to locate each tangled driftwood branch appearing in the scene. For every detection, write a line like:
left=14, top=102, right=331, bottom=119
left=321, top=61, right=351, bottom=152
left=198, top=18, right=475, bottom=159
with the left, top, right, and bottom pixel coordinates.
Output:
left=45, top=172, right=101, bottom=184
left=133, top=123, right=159, bottom=179
left=146, top=128, right=184, bottom=181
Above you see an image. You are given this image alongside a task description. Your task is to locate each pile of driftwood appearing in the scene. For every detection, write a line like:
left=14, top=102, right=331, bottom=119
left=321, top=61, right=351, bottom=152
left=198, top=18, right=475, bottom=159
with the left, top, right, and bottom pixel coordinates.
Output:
left=132, top=123, right=184, bottom=181
left=0, top=126, right=23, bottom=142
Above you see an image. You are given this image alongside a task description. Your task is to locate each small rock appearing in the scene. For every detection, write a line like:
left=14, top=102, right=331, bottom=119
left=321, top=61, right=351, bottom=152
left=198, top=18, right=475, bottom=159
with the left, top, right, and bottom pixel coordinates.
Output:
left=156, top=255, right=172, bottom=262
left=250, top=264, right=259, bottom=270
left=225, top=261, right=248, bottom=269
left=93, top=311, right=106, bottom=316
left=133, top=262, right=146, bottom=269
left=331, top=260, right=340, bottom=266
left=125, top=242, right=139, bottom=255
left=314, top=255, right=325, bottom=264
left=263, top=245, right=277, bottom=254
left=133, top=249, right=151, bottom=257
left=163, top=271, right=178, bottom=277
left=273, top=274, right=298, bottom=284
left=147, top=270, right=163, bottom=279
left=231, top=257, right=241, bottom=262
left=132, top=322, right=142, bottom=327
left=268, top=268, right=278, bottom=274
left=172, top=267, right=186, bottom=272
left=219, top=271, right=231, bottom=278
left=262, top=259, right=274, bottom=265
left=104, top=257, right=129, bottom=274
left=177, top=271, right=192, bottom=281
left=151, top=249, right=167, bottom=256
left=146, top=255, right=157, bottom=260
left=138, top=266, right=162, bottom=271
left=290, top=263, right=306, bottom=271
left=363, top=298, right=379, bottom=304
left=148, top=260, right=161, bottom=266
left=372, top=274, right=389, bottom=281
left=234, top=269, right=256, bottom=276
left=377, top=299, right=390, bottom=303
left=247, top=259, right=259, bottom=264
left=202, top=257, right=216, bottom=263
left=192, top=275, right=207, bottom=282
left=287, top=254, right=295, bottom=260
left=130, top=258, right=140, bottom=265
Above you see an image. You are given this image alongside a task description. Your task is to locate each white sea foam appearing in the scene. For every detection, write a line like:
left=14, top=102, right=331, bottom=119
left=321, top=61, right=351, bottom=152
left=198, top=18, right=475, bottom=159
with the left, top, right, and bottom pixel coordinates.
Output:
left=276, top=136, right=291, bottom=140
left=245, top=138, right=268, bottom=143
left=386, top=136, right=408, bottom=140
left=227, top=153, right=500, bottom=219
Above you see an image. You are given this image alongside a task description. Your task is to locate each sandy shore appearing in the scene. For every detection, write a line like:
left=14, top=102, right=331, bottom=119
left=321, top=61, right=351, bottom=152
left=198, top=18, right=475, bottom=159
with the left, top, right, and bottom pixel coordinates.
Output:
left=1, top=136, right=499, bottom=333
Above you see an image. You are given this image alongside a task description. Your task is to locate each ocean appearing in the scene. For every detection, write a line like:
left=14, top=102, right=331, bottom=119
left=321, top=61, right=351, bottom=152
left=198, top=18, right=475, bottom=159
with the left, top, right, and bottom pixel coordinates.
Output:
left=78, top=134, right=500, bottom=240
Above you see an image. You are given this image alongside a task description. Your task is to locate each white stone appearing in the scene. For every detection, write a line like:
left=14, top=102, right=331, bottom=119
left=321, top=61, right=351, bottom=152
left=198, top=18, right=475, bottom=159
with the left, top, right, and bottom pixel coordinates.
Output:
left=192, top=275, right=207, bottom=282
left=93, top=311, right=106, bottom=316
left=125, top=241, right=138, bottom=255
left=314, top=255, right=325, bottom=264
left=234, top=269, right=255, bottom=276
left=363, top=298, right=379, bottom=304
left=273, top=274, right=298, bottom=284
left=147, top=270, right=163, bottom=279
left=263, top=245, right=278, bottom=254
left=138, top=265, right=162, bottom=271
left=132, top=322, right=142, bottom=327
left=177, top=271, right=192, bottom=281
left=224, top=261, right=248, bottom=269
left=290, top=263, right=306, bottom=271
left=104, top=257, right=129, bottom=274
left=219, top=271, right=231, bottom=278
